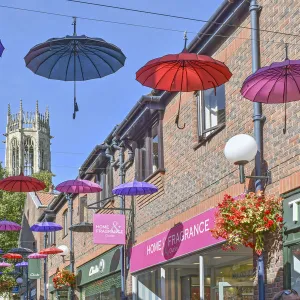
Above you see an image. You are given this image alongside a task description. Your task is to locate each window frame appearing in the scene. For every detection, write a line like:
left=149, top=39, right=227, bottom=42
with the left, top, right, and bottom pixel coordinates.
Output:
left=196, top=85, right=226, bottom=138
left=62, top=209, right=68, bottom=238
left=135, top=112, right=164, bottom=181
left=79, top=196, right=88, bottom=223
left=48, top=231, right=56, bottom=247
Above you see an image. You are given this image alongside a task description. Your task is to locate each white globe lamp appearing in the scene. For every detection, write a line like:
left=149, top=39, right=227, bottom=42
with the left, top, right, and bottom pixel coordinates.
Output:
left=224, top=134, right=257, bottom=165
left=16, top=277, right=23, bottom=285
left=58, top=245, right=69, bottom=257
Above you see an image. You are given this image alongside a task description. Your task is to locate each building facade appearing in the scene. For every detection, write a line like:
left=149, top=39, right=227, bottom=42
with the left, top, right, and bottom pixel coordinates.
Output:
left=5, top=100, right=52, bottom=176
left=23, top=0, right=300, bottom=299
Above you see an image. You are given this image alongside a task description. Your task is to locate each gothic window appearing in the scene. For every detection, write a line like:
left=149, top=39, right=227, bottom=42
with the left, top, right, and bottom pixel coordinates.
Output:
left=24, top=137, right=34, bottom=176
left=11, top=139, right=19, bottom=176
left=40, top=141, right=46, bottom=171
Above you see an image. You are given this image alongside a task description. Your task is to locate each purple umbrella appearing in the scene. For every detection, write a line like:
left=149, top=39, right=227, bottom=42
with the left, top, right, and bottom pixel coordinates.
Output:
left=15, top=261, right=28, bottom=267
left=0, top=262, right=11, bottom=267
left=0, top=41, right=4, bottom=57
left=56, top=179, right=102, bottom=194
left=0, top=220, right=21, bottom=231
left=112, top=179, right=158, bottom=196
left=241, top=47, right=300, bottom=133
left=30, top=222, right=63, bottom=232
left=28, top=253, right=47, bottom=259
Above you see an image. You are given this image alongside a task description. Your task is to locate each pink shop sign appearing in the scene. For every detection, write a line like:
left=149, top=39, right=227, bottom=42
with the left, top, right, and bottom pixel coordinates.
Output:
left=93, top=214, right=126, bottom=245
left=130, top=208, right=223, bottom=273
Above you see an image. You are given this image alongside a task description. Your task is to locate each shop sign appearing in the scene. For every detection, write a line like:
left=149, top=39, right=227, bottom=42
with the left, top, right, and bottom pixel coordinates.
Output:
left=12, top=286, right=19, bottom=294
left=28, top=259, right=41, bottom=279
left=131, top=208, right=222, bottom=272
left=77, top=247, right=121, bottom=286
left=93, top=214, right=126, bottom=245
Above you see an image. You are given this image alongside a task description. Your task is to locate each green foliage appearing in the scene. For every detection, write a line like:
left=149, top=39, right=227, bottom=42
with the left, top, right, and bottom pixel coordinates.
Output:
left=0, top=163, right=25, bottom=253
left=32, top=170, right=54, bottom=191
left=0, top=267, right=17, bottom=296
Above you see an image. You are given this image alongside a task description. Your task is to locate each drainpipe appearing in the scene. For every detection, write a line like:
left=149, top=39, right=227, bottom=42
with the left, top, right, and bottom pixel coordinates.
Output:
left=249, top=0, right=265, bottom=299
left=67, top=194, right=74, bottom=300
left=112, top=140, right=126, bottom=300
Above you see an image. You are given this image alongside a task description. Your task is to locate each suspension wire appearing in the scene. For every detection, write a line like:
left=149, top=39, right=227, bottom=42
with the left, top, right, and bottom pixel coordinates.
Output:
left=66, top=0, right=300, bottom=39
left=0, top=4, right=300, bottom=46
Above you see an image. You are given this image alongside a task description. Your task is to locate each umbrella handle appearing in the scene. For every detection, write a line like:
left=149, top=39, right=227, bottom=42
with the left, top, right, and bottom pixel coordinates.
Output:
left=175, top=92, right=186, bottom=130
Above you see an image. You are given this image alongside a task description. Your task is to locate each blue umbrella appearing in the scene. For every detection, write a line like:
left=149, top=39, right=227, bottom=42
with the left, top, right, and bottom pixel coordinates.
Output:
left=15, top=261, right=28, bottom=268
left=112, top=179, right=158, bottom=196
left=24, top=17, right=126, bottom=119
left=30, top=222, right=62, bottom=232
left=0, top=40, right=4, bottom=57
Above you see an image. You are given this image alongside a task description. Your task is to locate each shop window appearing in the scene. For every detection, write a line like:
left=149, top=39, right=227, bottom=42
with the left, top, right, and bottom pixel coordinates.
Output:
left=196, top=85, right=225, bottom=138
left=137, top=268, right=161, bottom=299
left=79, top=196, right=88, bottom=222
left=136, top=121, right=163, bottom=181
left=96, top=164, right=113, bottom=208
left=63, top=209, right=68, bottom=237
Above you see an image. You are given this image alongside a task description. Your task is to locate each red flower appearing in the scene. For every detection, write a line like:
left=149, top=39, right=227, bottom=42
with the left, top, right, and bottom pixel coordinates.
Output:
left=265, top=209, right=271, bottom=215
left=276, top=216, right=283, bottom=223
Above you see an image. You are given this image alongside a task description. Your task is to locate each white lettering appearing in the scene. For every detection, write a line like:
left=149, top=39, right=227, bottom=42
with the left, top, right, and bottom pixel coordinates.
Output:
left=205, top=219, right=209, bottom=232
left=147, top=240, right=162, bottom=255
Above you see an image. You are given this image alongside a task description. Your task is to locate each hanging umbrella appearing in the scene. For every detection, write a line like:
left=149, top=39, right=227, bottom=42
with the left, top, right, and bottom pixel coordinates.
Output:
left=0, top=262, right=11, bottom=267
left=136, top=33, right=232, bottom=129
left=0, top=173, right=46, bottom=192
left=0, top=220, right=21, bottom=231
left=69, top=222, right=93, bottom=233
left=24, top=17, right=126, bottom=119
left=28, top=253, right=47, bottom=259
left=56, top=179, right=101, bottom=194
left=39, top=247, right=63, bottom=255
left=2, top=253, right=22, bottom=260
left=112, top=179, right=158, bottom=196
left=0, top=40, right=4, bottom=57
left=8, top=247, right=33, bottom=255
left=15, top=261, right=28, bottom=267
left=241, top=44, right=300, bottom=133
left=30, top=222, right=63, bottom=232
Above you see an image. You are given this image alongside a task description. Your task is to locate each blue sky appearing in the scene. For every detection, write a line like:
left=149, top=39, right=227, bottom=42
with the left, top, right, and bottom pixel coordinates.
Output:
left=0, top=0, right=223, bottom=184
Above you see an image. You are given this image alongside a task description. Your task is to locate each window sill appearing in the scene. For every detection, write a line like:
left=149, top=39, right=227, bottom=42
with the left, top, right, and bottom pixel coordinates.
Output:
left=193, top=123, right=226, bottom=150
left=143, top=168, right=166, bottom=183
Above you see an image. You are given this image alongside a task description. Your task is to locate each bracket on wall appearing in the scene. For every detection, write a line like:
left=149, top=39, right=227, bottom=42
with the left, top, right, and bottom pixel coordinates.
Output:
left=87, top=195, right=132, bottom=211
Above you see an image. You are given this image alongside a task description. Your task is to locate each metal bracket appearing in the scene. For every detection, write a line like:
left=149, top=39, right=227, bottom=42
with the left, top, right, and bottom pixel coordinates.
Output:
left=87, top=195, right=132, bottom=212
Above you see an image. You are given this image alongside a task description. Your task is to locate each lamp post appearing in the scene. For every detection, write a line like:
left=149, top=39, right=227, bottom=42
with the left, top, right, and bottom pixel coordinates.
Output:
left=224, top=134, right=270, bottom=300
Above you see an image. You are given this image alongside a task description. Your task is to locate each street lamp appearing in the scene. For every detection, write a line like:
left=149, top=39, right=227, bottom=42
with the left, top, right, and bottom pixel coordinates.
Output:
left=16, top=277, right=23, bottom=285
left=58, top=245, right=70, bottom=263
left=224, top=134, right=270, bottom=184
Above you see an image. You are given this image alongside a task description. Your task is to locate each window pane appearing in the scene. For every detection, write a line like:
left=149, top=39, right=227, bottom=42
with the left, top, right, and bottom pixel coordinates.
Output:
left=152, top=135, right=159, bottom=173
left=202, top=85, right=225, bottom=132
left=291, top=245, right=300, bottom=294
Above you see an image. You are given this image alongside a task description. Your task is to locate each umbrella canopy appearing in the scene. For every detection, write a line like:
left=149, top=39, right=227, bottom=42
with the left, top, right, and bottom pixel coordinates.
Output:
left=0, top=220, right=21, bottom=232
left=2, top=253, right=22, bottom=260
left=56, top=179, right=102, bottom=194
left=30, top=222, right=63, bottom=232
left=0, top=262, right=11, bottom=267
left=15, top=261, right=28, bottom=267
left=8, top=247, right=33, bottom=255
left=28, top=253, right=48, bottom=259
left=136, top=51, right=232, bottom=92
left=0, top=40, right=4, bottom=57
left=0, top=173, right=46, bottom=192
left=39, top=247, right=63, bottom=255
left=25, top=18, right=126, bottom=119
left=69, top=222, right=93, bottom=233
left=112, top=179, right=158, bottom=196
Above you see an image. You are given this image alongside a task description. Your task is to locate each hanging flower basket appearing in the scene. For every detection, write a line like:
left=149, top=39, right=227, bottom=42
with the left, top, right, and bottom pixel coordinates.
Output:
left=210, top=192, right=283, bottom=255
left=52, top=269, right=76, bottom=289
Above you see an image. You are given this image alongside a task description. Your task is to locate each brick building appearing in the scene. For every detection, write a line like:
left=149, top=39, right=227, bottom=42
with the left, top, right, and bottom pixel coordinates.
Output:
left=23, top=0, right=300, bottom=299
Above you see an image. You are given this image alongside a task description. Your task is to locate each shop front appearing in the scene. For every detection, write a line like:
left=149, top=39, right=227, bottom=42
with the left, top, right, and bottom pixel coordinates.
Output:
left=77, top=246, right=121, bottom=300
left=283, top=188, right=300, bottom=293
left=131, top=208, right=254, bottom=300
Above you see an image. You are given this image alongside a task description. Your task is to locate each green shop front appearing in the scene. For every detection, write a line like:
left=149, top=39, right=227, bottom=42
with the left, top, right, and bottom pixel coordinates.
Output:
left=77, top=247, right=121, bottom=300
left=283, top=188, right=300, bottom=293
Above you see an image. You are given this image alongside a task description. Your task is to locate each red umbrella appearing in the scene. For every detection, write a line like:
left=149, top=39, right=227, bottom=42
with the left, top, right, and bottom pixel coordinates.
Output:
left=136, top=34, right=232, bottom=129
left=0, top=173, right=46, bottom=192
left=39, top=247, right=63, bottom=255
left=2, top=253, right=22, bottom=260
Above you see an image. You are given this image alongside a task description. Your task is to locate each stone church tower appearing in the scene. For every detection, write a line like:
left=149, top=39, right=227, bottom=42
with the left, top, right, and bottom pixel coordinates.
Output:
left=4, top=100, right=52, bottom=176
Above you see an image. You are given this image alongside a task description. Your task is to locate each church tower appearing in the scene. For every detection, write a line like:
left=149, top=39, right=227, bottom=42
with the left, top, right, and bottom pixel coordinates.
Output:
left=4, top=100, right=52, bottom=176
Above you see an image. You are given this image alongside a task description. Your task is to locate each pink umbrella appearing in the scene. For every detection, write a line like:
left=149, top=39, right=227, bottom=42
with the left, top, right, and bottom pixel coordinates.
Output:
left=28, top=253, right=48, bottom=259
left=0, top=262, right=12, bottom=267
left=0, top=220, right=21, bottom=231
left=56, top=179, right=102, bottom=194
